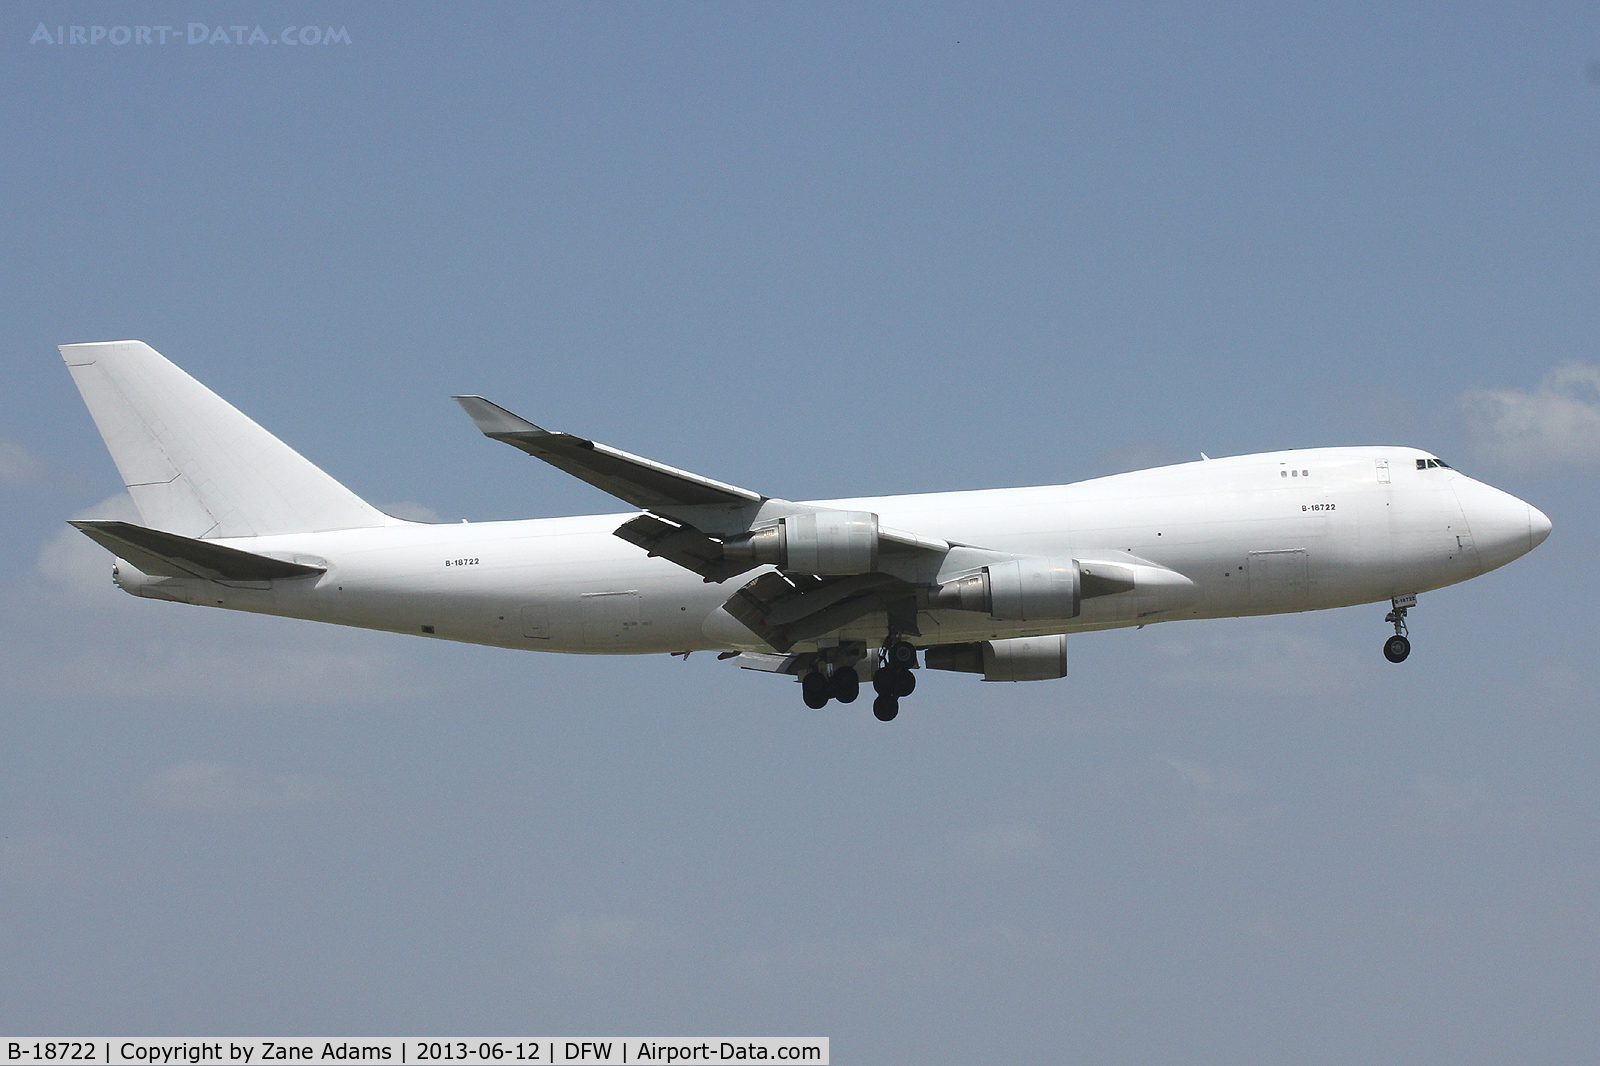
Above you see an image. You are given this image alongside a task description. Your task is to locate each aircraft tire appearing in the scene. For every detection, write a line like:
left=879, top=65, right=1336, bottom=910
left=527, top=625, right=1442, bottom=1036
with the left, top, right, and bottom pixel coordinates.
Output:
left=831, top=667, right=860, bottom=704
left=1383, top=635, right=1411, bottom=663
left=873, top=695, right=900, bottom=721
left=886, top=640, right=918, bottom=669
left=873, top=667, right=903, bottom=696
left=895, top=669, right=916, bottom=697
left=802, top=671, right=831, bottom=708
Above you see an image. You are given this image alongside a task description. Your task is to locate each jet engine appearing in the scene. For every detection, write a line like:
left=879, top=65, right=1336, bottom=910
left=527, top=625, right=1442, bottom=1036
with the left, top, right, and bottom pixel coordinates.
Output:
left=925, top=634, right=1069, bottom=681
left=721, top=511, right=880, bottom=575
left=928, top=557, right=1082, bottom=620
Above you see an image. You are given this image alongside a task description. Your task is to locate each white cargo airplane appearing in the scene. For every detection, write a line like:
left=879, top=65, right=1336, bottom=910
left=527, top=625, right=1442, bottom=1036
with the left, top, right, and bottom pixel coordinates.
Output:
left=63, top=341, right=1550, bottom=721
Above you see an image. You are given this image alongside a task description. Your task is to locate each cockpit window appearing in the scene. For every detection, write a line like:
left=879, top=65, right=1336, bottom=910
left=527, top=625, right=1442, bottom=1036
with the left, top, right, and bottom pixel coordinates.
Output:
left=1416, top=458, right=1453, bottom=470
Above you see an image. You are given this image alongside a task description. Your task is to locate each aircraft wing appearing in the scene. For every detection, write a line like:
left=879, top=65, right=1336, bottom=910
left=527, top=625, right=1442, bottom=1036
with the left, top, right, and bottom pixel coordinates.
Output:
left=453, top=396, right=764, bottom=511
left=453, top=396, right=953, bottom=643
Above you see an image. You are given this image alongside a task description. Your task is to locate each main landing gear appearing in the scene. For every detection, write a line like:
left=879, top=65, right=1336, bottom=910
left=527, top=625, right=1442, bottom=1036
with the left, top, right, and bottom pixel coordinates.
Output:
left=870, top=639, right=918, bottom=721
left=798, top=638, right=919, bottom=721
left=801, top=664, right=860, bottom=708
left=1383, top=594, right=1415, bottom=663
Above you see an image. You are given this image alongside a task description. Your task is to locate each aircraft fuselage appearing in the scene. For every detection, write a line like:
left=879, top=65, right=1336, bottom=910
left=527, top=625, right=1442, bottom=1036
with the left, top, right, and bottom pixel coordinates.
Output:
left=112, top=445, right=1548, bottom=655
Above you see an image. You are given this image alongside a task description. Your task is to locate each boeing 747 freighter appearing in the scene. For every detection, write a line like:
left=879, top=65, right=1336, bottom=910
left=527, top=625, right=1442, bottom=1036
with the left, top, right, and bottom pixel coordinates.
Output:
left=63, top=341, right=1550, bottom=720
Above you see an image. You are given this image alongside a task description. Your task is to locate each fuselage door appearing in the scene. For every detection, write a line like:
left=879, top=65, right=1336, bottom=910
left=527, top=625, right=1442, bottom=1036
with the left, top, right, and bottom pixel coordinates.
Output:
left=581, top=590, right=641, bottom=643
left=1248, top=548, right=1309, bottom=607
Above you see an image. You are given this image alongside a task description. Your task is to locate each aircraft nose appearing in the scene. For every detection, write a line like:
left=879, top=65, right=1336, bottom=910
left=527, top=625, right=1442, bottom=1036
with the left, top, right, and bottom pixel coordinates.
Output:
left=1529, top=504, right=1552, bottom=549
left=1452, top=477, right=1546, bottom=571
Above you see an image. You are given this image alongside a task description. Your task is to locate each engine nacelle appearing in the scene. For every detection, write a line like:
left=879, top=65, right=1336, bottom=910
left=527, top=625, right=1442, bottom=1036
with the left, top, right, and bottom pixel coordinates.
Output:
left=928, top=557, right=1081, bottom=620
left=925, top=635, right=1069, bottom=681
left=721, top=511, right=880, bottom=575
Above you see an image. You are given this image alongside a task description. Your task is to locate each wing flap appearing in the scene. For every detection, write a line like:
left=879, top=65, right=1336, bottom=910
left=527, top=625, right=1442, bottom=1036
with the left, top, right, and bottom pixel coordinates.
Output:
left=721, top=570, right=915, bottom=651
left=612, top=514, right=757, bottom=583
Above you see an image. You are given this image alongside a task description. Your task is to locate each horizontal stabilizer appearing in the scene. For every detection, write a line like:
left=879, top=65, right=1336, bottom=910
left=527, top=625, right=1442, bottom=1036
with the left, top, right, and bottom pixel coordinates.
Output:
left=70, top=520, right=325, bottom=582
left=453, top=395, right=763, bottom=511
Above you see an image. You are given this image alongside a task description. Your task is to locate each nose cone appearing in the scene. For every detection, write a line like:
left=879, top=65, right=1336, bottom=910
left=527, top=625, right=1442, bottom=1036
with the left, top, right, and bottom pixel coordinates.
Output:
left=1529, top=504, right=1552, bottom=549
left=1452, top=477, right=1550, bottom=572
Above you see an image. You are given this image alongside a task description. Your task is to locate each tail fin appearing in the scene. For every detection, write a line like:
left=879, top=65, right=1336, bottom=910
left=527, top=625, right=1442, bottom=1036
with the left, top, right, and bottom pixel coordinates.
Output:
left=61, top=340, right=393, bottom=538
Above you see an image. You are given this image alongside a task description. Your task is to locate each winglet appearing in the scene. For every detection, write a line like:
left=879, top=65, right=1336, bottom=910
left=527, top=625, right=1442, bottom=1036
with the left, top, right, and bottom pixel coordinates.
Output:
left=452, top=395, right=550, bottom=438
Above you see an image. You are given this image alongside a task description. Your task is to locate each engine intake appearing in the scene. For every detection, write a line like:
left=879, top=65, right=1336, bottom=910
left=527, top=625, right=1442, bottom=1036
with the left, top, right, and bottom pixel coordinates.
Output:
left=721, top=511, right=880, bottom=575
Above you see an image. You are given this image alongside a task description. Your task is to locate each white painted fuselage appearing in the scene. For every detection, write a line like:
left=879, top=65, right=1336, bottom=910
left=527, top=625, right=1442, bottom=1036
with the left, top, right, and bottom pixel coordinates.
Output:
left=116, top=446, right=1549, bottom=655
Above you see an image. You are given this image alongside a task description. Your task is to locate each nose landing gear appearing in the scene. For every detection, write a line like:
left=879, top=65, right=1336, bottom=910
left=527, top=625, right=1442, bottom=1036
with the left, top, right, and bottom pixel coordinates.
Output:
left=1383, top=594, right=1415, bottom=663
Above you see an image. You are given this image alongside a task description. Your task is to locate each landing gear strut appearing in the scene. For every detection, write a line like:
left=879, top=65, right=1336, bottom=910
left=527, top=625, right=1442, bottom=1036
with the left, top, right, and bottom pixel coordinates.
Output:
left=1383, top=594, right=1415, bottom=663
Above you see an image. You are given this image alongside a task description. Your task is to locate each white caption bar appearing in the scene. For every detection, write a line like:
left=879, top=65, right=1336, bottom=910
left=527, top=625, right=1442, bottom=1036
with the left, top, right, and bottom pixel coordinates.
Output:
left=4, top=1041, right=827, bottom=1066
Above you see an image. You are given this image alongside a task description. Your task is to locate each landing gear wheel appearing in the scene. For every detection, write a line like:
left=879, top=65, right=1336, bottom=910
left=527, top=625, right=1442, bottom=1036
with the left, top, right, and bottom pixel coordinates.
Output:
left=801, top=671, right=831, bottom=708
left=894, top=669, right=916, bottom=697
left=830, top=666, right=860, bottom=704
left=873, top=694, right=900, bottom=721
left=1383, top=634, right=1411, bottom=663
left=873, top=667, right=903, bottom=696
left=885, top=640, right=918, bottom=669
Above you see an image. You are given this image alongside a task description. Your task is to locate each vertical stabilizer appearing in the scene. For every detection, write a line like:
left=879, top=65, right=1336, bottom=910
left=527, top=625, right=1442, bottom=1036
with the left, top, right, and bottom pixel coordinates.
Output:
left=61, top=340, right=393, bottom=538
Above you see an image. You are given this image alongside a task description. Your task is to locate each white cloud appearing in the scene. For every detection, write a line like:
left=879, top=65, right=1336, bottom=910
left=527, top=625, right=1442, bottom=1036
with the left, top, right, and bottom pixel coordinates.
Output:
left=380, top=500, right=442, bottom=523
left=0, top=438, right=48, bottom=488
left=1458, top=362, right=1600, bottom=469
left=137, top=762, right=345, bottom=815
left=36, top=492, right=141, bottom=593
left=1097, top=441, right=1187, bottom=475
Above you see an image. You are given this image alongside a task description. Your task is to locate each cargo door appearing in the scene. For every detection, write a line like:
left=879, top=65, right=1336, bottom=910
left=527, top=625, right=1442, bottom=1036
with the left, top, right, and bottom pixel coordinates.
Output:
left=581, top=591, right=641, bottom=644
left=1248, top=548, right=1309, bottom=607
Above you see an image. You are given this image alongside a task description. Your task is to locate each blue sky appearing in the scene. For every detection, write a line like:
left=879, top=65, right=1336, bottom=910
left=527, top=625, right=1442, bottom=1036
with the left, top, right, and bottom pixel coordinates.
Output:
left=3, top=4, right=1599, bottom=1062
